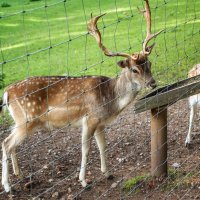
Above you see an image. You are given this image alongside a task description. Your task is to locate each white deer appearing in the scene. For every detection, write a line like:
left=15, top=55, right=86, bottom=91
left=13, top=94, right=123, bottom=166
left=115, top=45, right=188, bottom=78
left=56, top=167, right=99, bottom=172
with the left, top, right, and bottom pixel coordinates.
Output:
left=185, top=64, right=200, bottom=147
left=0, top=0, right=162, bottom=192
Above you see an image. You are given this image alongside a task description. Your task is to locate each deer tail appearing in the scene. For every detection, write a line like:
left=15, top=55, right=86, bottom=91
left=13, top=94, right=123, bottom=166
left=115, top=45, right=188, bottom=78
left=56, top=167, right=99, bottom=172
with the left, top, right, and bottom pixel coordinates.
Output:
left=0, top=92, right=8, bottom=115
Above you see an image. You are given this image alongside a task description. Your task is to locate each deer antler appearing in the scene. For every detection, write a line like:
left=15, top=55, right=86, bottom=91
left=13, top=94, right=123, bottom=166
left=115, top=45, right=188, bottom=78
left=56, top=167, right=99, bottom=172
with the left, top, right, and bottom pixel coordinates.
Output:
left=88, top=13, right=132, bottom=59
left=140, top=0, right=164, bottom=55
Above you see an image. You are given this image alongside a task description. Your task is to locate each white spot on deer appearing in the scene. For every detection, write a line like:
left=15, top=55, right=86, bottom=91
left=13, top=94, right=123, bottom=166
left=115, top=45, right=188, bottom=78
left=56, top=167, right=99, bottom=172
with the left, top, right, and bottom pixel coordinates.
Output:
left=27, top=102, right=31, bottom=107
left=33, top=101, right=36, bottom=105
left=38, top=97, right=42, bottom=101
left=32, top=108, right=35, bottom=113
left=21, top=100, right=24, bottom=105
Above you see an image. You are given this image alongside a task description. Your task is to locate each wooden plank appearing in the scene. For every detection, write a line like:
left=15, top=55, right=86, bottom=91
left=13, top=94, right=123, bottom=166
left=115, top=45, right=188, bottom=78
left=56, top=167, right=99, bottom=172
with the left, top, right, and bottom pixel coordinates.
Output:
left=134, top=75, right=200, bottom=113
left=140, top=74, right=200, bottom=99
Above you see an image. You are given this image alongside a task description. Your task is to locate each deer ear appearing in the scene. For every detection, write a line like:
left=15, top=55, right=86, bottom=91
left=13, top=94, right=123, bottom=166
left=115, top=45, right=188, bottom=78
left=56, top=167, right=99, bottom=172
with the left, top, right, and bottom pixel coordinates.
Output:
left=117, top=60, right=128, bottom=68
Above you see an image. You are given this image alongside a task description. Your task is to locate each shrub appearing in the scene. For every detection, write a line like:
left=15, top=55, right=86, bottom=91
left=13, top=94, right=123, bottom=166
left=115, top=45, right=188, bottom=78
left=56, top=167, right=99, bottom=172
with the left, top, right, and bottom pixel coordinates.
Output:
left=1, top=2, right=11, bottom=7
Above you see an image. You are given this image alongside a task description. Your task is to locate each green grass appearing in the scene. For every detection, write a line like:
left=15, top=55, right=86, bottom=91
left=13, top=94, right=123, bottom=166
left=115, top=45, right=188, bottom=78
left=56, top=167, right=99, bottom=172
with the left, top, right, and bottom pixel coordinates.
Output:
left=30, top=0, right=42, bottom=2
left=0, top=111, right=13, bottom=126
left=123, top=174, right=149, bottom=192
left=161, top=168, right=195, bottom=191
left=0, top=0, right=200, bottom=96
left=123, top=169, right=198, bottom=194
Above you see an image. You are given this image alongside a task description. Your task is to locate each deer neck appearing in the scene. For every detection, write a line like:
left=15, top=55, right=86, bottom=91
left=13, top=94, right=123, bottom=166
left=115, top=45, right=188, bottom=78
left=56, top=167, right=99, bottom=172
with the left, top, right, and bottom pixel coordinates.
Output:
left=113, top=69, right=140, bottom=111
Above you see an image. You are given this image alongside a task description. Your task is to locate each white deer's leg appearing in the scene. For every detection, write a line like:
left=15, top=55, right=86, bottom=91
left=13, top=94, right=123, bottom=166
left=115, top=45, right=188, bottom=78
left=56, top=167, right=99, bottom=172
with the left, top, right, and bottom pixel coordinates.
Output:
left=11, top=149, right=22, bottom=178
left=79, top=117, right=95, bottom=187
left=2, top=126, right=27, bottom=192
left=2, top=140, right=10, bottom=192
left=94, top=125, right=112, bottom=179
left=185, top=104, right=196, bottom=146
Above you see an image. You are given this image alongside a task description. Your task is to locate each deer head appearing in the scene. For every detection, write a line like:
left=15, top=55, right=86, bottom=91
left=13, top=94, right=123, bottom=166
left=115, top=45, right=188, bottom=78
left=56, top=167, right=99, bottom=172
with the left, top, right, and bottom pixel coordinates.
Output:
left=88, top=0, right=163, bottom=89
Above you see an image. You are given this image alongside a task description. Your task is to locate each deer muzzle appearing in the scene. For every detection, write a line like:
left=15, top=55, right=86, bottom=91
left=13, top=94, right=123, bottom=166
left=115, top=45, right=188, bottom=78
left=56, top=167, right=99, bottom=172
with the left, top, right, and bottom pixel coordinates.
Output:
left=147, top=77, right=157, bottom=89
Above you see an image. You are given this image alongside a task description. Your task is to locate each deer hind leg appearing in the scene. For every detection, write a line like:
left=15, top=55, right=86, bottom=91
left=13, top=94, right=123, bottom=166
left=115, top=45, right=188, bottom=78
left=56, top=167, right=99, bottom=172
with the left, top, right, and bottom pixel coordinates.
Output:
left=2, top=124, right=28, bottom=192
left=185, top=104, right=196, bottom=147
left=11, top=148, right=23, bottom=178
left=79, top=117, right=98, bottom=188
left=94, top=125, right=113, bottom=179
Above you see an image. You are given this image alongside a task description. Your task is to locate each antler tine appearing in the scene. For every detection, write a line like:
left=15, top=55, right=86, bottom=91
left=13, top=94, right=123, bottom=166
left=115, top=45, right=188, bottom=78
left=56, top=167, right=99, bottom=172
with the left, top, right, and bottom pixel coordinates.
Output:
left=88, top=13, right=131, bottom=59
left=142, top=0, right=164, bottom=55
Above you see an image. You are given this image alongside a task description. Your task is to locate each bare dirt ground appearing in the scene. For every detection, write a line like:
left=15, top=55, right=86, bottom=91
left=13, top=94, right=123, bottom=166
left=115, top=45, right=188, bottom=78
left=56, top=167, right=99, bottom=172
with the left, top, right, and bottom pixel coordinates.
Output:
left=0, top=99, right=200, bottom=200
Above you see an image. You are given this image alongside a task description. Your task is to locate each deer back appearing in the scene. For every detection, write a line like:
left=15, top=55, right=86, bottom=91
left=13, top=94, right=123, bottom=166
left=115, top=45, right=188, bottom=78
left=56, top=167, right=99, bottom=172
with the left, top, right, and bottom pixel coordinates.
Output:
left=4, top=76, right=119, bottom=127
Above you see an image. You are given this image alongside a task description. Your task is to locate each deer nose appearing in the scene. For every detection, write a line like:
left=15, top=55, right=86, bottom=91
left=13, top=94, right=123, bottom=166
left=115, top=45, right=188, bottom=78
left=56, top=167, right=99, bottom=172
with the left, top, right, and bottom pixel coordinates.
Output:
left=147, top=78, right=157, bottom=89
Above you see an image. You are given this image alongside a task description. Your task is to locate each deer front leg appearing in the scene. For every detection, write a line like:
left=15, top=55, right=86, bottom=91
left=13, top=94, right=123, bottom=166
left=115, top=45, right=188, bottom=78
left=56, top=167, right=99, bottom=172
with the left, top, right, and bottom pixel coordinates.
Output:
left=79, top=118, right=95, bottom=188
left=185, top=104, right=196, bottom=147
left=94, top=125, right=113, bottom=179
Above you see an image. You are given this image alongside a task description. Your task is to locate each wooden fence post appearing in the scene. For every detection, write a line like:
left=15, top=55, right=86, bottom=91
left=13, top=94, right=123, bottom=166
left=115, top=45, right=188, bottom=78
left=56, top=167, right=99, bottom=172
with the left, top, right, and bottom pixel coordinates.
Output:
left=134, top=75, right=200, bottom=179
left=151, top=107, right=168, bottom=177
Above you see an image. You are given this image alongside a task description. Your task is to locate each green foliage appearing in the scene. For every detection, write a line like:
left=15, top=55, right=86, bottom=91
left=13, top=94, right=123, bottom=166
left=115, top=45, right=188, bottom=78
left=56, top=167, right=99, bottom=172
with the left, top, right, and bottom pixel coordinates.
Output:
left=161, top=168, right=195, bottom=191
left=123, top=169, right=198, bottom=194
left=123, top=174, right=149, bottom=192
left=0, top=112, right=13, bottom=126
left=1, top=2, right=11, bottom=7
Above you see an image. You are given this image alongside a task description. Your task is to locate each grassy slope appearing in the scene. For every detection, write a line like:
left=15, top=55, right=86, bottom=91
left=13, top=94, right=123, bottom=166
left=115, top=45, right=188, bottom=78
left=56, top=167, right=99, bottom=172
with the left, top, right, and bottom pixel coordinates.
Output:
left=0, top=0, right=200, bottom=96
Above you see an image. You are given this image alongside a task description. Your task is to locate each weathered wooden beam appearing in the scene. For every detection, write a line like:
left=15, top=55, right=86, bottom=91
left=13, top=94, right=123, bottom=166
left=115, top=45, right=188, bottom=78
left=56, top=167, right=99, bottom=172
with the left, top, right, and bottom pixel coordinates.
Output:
left=151, top=107, right=168, bottom=178
left=134, top=74, right=200, bottom=113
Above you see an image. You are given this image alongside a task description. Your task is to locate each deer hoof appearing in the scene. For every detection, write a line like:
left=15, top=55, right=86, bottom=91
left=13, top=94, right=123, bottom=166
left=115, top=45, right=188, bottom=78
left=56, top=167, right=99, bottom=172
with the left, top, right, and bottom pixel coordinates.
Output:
left=107, top=174, right=114, bottom=180
left=3, top=182, right=11, bottom=193
left=84, top=184, right=92, bottom=191
left=185, top=142, right=191, bottom=149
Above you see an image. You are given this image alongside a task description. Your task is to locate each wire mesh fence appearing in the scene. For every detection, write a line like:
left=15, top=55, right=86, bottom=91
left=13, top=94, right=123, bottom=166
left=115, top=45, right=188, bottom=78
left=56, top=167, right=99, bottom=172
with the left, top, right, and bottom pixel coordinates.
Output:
left=0, top=0, right=200, bottom=199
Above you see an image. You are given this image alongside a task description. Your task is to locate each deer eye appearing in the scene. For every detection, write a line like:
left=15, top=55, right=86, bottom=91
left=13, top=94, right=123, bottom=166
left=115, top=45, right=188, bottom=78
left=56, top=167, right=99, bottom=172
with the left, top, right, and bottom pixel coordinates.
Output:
left=131, top=68, right=138, bottom=73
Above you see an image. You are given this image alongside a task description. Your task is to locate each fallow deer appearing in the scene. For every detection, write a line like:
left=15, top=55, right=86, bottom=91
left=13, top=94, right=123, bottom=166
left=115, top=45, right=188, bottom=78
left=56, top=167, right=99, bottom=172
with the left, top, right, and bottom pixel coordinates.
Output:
left=0, top=0, right=162, bottom=192
left=185, top=64, right=200, bottom=147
